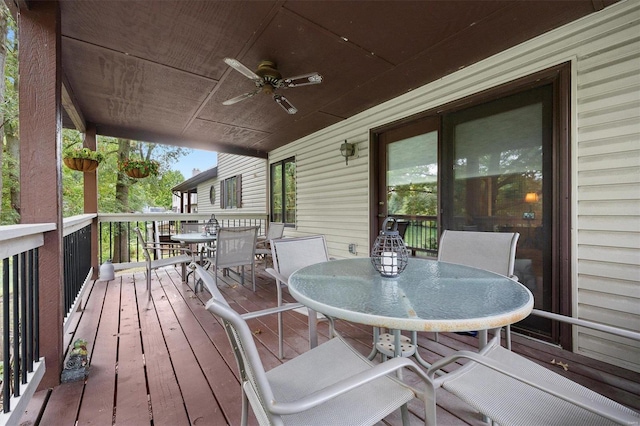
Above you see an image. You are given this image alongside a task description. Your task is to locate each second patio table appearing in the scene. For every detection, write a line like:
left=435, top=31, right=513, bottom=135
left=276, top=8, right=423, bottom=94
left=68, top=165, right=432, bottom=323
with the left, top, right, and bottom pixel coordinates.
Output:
left=288, top=257, right=533, bottom=358
left=170, top=233, right=218, bottom=280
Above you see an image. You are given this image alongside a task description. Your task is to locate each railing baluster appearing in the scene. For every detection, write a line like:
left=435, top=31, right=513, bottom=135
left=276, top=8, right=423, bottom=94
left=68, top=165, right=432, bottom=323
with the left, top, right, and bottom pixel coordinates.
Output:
left=12, top=254, right=20, bottom=397
left=34, top=249, right=40, bottom=360
left=20, top=253, right=27, bottom=385
left=3, top=258, right=10, bottom=413
left=27, top=249, right=34, bottom=372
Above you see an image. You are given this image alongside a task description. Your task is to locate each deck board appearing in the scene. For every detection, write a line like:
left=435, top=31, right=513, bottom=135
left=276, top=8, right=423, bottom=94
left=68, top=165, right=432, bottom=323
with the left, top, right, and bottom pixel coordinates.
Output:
left=149, top=270, right=227, bottom=425
left=18, top=264, right=640, bottom=425
left=76, top=279, right=121, bottom=425
left=115, top=273, right=150, bottom=425
left=159, top=268, right=244, bottom=425
left=37, top=381, right=83, bottom=426
left=133, top=272, right=191, bottom=426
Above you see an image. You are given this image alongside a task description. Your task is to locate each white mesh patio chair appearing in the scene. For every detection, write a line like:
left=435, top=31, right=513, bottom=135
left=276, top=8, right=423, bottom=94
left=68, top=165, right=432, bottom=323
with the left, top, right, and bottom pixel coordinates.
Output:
left=192, top=262, right=435, bottom=426
left=427, top=333, right=640, bottom=426
left=134, top=227, right=193, bottom=301
left=265, top=235, right=332, bottom=359
left=196, top=226, right=258, bottom=292
left=255, top=222, right=285, bottom=264
left=435, top=230, right=520, bottom=349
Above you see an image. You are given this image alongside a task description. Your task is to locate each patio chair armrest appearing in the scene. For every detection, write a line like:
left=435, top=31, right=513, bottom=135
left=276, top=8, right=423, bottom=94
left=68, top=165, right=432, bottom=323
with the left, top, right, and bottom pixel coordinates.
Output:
left=269, top=350, right=432, bottom=416
left=265, top=267, right=288, bottom=285
left=240, top=303, right=306, bottom=320
left=427, top=336, right=498, bottom=380
left=145, top=244, right=192, bottom=255
left=144, top=242, right=192, bottom=253
left=531, top=309, right=640, bottom=341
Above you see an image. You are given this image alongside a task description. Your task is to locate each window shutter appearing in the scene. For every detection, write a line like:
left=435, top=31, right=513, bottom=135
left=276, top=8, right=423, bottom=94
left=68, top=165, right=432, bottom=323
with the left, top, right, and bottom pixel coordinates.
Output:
left=219, top=181, right=224, bottom=209
left=236, top=174, right=242, bottom=208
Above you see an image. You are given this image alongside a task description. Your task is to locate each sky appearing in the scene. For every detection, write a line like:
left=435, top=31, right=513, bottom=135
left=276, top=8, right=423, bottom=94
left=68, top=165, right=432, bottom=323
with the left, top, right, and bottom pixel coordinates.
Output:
left=174, top=149, right=218, bottom=179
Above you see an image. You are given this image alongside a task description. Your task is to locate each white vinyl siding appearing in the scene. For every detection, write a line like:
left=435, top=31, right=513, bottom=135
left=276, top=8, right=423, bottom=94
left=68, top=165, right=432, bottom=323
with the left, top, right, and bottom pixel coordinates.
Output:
left=270, top=0, right=640, bottom=371
left=198, top=153, right=267, bottom=215
left=574, top=4, right=640, bottom=371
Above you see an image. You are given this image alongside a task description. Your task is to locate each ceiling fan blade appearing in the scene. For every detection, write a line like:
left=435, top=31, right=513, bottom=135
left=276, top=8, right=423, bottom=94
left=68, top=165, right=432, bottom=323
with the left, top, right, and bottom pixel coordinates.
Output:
left=273, top=94, right=297, bottom=114
left=222, top=87, right=262, bottom=105
left=223, top=58, right=262, bottom=82
left=281, top=72, right=323, bottom=88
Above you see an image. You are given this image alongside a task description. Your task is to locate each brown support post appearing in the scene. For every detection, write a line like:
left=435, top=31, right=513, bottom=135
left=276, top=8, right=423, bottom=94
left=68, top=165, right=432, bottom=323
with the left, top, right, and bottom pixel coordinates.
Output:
left=84, top=123, right=99, bottom=278
left=19, top=1, right=63, bottom=388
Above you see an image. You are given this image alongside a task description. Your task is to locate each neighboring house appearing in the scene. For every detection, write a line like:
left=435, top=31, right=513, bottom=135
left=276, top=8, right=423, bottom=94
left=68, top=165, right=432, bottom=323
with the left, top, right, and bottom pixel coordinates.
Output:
left=172, top=167, right=218, bottom=213
left=195, top=153, right=268, bottom=215
left=267, top=3, right=640, bottom=372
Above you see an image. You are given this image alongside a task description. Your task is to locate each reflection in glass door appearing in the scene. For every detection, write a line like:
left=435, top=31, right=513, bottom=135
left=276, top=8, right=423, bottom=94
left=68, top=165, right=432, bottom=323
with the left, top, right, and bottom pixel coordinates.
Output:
left=443, top=85, right=552, bottom=337
left=377, top=118, right=439, bottom=256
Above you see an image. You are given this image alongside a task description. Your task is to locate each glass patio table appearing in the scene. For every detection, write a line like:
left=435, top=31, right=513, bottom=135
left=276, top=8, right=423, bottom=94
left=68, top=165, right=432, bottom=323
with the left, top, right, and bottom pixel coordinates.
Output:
left=288, top=257, right=533, bottom=364
left=170, top=232, right=217, bottom=280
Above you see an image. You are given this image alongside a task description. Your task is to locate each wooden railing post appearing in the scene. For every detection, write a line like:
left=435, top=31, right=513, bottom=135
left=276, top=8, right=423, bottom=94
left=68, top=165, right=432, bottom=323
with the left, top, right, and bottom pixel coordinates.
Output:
left=84, top=124, right=99, bottom=279
left=18, top=1, right=64, bottom=388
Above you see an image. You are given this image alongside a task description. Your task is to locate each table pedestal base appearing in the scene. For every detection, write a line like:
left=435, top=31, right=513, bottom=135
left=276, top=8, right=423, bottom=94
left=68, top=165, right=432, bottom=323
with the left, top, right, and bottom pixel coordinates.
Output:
left=368, top=329, right=431, bottom=368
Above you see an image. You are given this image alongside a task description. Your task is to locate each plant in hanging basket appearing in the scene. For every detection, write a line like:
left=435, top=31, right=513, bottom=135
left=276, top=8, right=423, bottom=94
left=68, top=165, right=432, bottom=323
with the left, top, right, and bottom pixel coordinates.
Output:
left=63, top=147, right=104, bottom=172
left=118, top=158, right=160, bottom=179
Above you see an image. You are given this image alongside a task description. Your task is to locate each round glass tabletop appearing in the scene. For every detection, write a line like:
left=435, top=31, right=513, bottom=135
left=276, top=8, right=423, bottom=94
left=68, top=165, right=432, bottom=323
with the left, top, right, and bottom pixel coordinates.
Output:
left=288, top=257, right=533, bottom=332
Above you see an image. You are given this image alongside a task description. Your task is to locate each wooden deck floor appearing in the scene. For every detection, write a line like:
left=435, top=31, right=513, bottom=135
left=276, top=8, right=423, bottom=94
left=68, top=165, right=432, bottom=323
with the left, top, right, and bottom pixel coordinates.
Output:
left=18, top=264, right=640, bottom=425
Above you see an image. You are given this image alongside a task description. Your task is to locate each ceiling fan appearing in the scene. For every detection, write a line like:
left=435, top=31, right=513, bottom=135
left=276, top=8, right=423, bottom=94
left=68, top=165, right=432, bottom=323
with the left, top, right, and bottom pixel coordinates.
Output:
left=222, top=58, right=323, bottom=114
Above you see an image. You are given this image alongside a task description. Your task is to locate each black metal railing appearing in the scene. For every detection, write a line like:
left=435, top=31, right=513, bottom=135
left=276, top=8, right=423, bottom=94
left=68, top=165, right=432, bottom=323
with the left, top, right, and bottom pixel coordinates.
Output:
left=2, top=248, right=40, bottom=414
left=63, top=225, right=92, bottom=315
left=97, top=213, right=268, bottom=265
left=393, top=215, right=439, bottom=256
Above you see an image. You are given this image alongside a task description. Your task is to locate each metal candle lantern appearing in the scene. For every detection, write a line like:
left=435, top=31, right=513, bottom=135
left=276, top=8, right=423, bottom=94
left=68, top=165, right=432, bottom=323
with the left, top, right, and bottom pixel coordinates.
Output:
left=371, top=217, right=409, bottom=277
left=204, top=214, right=220, bottom=235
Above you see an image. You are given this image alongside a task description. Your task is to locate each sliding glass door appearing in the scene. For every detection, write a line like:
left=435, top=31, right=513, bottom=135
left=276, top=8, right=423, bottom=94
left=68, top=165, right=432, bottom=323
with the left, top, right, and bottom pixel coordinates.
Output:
left=442, top=85, right=553, bottom=336
left=372, top=64, right=571, bottom=345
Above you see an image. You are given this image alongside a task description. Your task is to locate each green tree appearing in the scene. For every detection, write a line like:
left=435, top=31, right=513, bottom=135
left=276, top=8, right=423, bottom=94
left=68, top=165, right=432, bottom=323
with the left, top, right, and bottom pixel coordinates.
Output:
left=62, top=131, right=188, bottom=217
left=1, top=6, right=19, bottom=224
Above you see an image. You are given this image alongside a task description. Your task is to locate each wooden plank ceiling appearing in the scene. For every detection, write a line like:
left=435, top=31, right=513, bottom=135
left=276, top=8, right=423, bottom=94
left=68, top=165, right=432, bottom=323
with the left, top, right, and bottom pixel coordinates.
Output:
left=57, top=0, right=617, bottom=157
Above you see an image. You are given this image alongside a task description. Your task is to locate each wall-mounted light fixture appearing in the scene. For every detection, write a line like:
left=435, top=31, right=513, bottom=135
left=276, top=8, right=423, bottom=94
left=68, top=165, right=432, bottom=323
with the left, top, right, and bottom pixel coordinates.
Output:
left=340, top=140, right=356, bottom=165
left=524, top=192, right=539, bottom=204
left=523, top=192, right=539, bottom=220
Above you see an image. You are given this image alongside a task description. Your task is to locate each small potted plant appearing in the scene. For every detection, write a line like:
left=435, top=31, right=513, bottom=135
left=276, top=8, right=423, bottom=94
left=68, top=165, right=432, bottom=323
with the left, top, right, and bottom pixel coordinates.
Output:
left=63, top=147, right=104, bottom=172
left=118, top=157, right=160, bottom=179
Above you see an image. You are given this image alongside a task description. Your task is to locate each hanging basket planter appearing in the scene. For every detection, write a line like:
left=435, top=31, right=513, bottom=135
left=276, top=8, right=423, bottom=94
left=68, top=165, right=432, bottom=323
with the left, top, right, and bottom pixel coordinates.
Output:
left=62, top=147, right=104, bottom=172
left=118, top=158, right=160, bottom=179
left=64, top=157, right=100, bottom=172
left=125, top=168, right=150, bottom=179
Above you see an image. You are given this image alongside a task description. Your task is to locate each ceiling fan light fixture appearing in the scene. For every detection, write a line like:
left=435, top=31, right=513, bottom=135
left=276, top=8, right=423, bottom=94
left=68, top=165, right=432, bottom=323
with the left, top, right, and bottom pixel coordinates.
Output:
left=274, top=94, right=297, bottom=114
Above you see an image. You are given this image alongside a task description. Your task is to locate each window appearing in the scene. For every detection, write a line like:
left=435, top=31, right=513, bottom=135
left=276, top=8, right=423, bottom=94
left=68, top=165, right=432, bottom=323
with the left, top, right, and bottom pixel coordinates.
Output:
left=220, top=175, right=242, bottom=209
left=270, top=157, right=296, bottom=224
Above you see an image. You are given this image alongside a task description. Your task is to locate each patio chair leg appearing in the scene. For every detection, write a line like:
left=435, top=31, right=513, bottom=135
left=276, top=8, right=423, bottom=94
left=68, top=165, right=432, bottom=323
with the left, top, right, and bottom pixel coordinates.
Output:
left=401, top=403, right=410, bottom=425
left=308, top=308, right=319, bottom=349
left=147, top=273, right=152, bottom=302
left=241, top=390, right=249, bottom=426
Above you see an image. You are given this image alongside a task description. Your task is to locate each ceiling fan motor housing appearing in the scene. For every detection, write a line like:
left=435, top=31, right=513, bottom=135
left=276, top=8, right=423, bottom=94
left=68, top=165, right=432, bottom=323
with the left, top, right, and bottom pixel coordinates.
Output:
left=256, top=60, right=282, bottom=93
